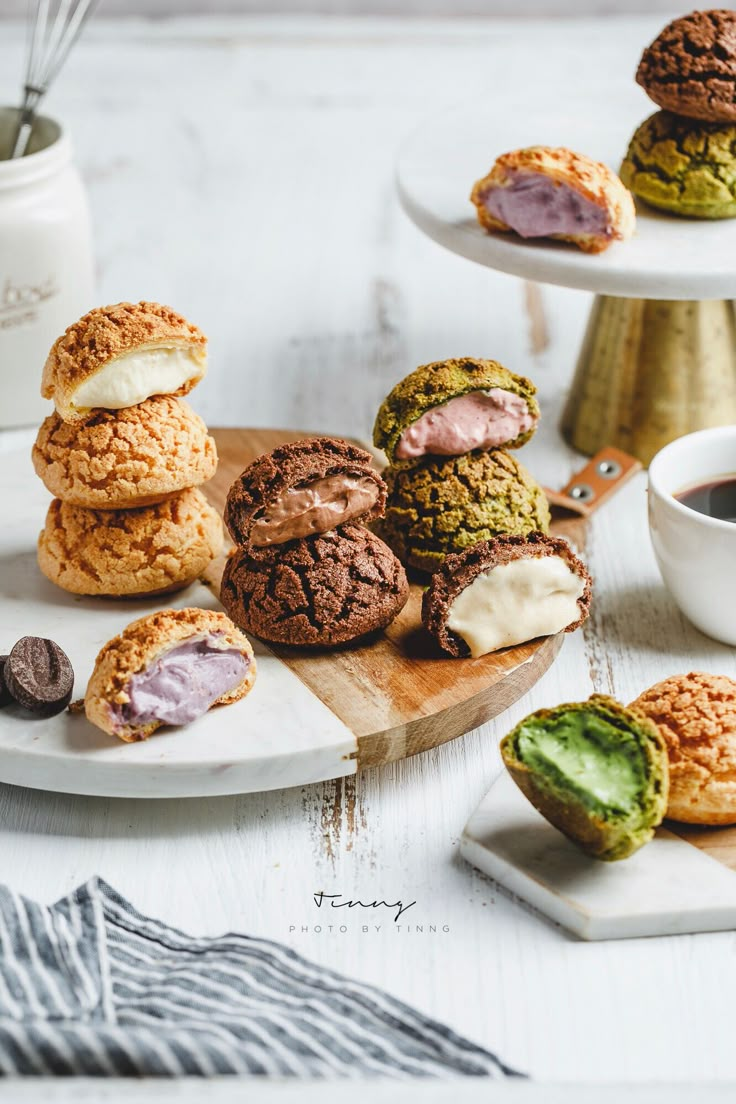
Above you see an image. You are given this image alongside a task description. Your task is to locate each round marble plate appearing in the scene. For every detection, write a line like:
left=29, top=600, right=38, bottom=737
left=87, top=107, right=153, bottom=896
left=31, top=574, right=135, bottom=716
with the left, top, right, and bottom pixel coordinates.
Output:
left=0, top=430, right=565, bottom=799
left=396, top=104, right=736, bottom=300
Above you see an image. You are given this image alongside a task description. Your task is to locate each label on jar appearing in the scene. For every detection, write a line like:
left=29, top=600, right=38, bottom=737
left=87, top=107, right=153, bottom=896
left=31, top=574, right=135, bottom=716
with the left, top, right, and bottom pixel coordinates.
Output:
left=0, top=275, right=60, bottom=332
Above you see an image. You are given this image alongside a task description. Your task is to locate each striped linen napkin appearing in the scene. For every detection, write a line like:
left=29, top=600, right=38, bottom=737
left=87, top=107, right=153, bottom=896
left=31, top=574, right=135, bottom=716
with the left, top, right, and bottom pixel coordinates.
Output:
left=0, top=877, right=520, bottom=1078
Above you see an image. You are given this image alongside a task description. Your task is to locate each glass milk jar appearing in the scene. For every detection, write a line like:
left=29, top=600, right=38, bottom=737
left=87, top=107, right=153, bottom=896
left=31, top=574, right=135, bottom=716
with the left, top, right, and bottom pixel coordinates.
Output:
left=0, top=107, right=94, bottom=427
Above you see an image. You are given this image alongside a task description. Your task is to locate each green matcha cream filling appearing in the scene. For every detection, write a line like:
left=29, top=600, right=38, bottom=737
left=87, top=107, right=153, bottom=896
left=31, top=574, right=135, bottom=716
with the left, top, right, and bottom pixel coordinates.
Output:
left=502, top=696, right=668, bottom=861
left=515, top=710, right=648, bottom=819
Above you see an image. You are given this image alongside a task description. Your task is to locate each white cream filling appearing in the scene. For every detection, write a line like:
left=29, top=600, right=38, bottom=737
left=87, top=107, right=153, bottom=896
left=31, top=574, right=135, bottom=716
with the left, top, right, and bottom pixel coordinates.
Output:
left=446, top=555, right=585, bottom=658
left=70, top=344, right=206, bottom=412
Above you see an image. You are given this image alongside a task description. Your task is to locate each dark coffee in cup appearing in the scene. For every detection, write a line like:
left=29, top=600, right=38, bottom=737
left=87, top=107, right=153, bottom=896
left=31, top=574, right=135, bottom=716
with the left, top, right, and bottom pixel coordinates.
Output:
left=675, top=474, right=736, bottom=523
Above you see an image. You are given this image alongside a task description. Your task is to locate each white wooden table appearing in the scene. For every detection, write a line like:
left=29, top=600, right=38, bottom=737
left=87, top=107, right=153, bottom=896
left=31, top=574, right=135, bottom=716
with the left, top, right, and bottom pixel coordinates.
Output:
left=2, top=12, right=736, bottom=1095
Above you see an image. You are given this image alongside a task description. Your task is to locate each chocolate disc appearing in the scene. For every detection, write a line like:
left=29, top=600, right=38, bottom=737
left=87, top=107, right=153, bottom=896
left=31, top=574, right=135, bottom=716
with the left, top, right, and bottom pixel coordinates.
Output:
left=0, top=656, right=11, bottom=708
left=4, top=637, right=74, bottom=717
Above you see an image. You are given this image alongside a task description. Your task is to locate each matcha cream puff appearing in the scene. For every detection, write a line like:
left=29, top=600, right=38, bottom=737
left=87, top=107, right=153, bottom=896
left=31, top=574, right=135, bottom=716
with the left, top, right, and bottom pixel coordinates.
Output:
left=501, top=695, right=669, bottom=861
left=377, top=449, right=550, bottom=574
left=620, top=110, right=736, bottom=219
left=373, top=357, right=538, bottom=466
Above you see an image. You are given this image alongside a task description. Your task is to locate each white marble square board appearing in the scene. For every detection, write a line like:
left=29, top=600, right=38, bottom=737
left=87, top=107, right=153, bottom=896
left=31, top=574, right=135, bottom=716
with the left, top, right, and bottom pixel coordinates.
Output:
left=462, top=771, right=736, bottom=940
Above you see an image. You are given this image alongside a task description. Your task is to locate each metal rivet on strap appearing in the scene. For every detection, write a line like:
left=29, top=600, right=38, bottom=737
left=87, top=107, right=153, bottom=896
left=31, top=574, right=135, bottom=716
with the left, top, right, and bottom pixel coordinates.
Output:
left=596, top=459, right=622, bottom=479
left=568, top=483, right=595, bottom=502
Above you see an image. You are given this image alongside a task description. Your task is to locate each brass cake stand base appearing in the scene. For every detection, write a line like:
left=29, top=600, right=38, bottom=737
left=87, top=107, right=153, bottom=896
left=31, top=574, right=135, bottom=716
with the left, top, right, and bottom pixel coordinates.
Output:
left=561, top=297, right=736, bottom=467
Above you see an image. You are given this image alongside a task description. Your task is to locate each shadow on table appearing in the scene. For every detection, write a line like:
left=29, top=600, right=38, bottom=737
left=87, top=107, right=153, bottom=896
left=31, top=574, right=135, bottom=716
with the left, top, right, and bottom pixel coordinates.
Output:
left=0, top=547, right=185, bottom=615
left=588, top=579, right=731, bottom=662
left=0, top=781, right=276, bottom=840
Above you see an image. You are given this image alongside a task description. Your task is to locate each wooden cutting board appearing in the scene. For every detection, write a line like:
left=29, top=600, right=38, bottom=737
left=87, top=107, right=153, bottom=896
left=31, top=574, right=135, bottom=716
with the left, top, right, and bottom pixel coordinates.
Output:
left=206, top=430, right=736, bottom=872
left=201, top=427, right=574, bottom=772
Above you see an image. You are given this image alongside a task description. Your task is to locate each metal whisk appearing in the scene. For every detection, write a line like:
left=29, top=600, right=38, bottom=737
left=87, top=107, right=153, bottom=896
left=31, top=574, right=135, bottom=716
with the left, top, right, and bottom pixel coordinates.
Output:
left=11, top=0, right=98, bottom=159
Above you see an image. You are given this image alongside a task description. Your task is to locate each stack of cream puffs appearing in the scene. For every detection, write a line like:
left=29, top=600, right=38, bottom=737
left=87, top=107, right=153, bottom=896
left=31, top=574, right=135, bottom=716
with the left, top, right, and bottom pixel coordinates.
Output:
left=373, top=357, right=550, bottom=574
left=32, top=301, right=223, bottom=597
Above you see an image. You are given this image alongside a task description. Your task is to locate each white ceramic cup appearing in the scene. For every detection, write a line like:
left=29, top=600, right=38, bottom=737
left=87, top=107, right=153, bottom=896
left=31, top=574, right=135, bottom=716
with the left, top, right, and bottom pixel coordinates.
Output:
left=649, top=426, right=736, bottom=645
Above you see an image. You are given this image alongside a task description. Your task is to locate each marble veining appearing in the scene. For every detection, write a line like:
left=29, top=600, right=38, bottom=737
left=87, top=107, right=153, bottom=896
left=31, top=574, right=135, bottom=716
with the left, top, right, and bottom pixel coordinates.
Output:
left=462, top=771, right=736, bottom=940
left=0, top=451, right=357, bottom=798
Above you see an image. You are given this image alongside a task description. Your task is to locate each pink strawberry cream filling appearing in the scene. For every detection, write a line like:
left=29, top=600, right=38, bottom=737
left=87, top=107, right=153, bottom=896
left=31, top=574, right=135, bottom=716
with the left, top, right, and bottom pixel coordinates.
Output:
left=483, top=172, right=611, bottom=240
left=111, top=634, right=249, bottom=731
left=395, top=389, right=535, bottom=460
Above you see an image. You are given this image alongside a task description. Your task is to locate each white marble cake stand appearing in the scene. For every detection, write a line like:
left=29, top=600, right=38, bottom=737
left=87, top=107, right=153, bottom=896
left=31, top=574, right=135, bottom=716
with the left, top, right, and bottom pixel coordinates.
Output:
left=397, top=105, right=736, bottom=465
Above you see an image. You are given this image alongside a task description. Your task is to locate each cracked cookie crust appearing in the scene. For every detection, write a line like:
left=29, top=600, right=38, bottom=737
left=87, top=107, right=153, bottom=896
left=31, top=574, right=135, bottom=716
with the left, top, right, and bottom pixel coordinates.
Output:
left=37, top=488, right=223, bottom=597
left=220, top=523, right=409, bottom=648
left=42, top=301, right=207, bottom=422
left=375, top=449, right=550, bottom=575
left=631, top=671, right=736, bottom=825
left=32, top=397, right=218, bottom=509
left=224, top=436, right=386, bottom=551
left=637, top=10, right=736, bottom=123
left=620, top=109, right=736, bottom=218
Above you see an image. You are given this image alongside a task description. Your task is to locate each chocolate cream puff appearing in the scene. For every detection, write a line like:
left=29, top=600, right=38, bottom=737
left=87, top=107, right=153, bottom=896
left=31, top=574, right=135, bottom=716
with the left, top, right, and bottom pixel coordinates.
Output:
left=224, top=437, right=386, bottom=552
left=471, top=146, right=635, bottom=253
left=422, top=533, right=591, bottom=657
left=222, top=436, right=408, bottom=647
left=636, top=10, right=736, bottom=124
left=221, top=524, right=408, bottom=648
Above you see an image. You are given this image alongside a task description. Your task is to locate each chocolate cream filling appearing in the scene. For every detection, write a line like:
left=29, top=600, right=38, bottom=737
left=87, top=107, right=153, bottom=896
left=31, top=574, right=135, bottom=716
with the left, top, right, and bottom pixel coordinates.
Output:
left=484, top=171, right=611, bottom=240
left=112, top=633, right=249, bottom=730
left=250, top=473, right=379, bottom=547
left=395, top=389, right=535, bottom=460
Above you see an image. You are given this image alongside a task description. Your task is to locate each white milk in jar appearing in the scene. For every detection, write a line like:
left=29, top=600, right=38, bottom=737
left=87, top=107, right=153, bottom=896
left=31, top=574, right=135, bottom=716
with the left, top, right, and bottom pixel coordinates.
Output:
left=0, top=108, right=94, bottom=427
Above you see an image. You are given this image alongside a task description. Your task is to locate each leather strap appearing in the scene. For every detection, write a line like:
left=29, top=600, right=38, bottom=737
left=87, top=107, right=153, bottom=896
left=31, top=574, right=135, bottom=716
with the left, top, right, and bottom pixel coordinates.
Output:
left=545, top=447, right=642, bottom=517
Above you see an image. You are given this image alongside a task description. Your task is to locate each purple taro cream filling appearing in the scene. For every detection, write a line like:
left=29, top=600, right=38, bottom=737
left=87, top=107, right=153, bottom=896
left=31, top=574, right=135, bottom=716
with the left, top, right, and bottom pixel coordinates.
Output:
left=112, top=634, right=249, bottom=731
left=395, top=389, right=535, bottom=460
left=484, top=172, right=611, bottom=240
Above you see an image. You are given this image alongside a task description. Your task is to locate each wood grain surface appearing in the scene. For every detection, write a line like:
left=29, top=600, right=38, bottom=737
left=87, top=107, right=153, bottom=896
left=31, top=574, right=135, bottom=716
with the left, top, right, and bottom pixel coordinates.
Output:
left=673, top=823, right=736, bottom=872
left=203, top=427, right=563, bottom=768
